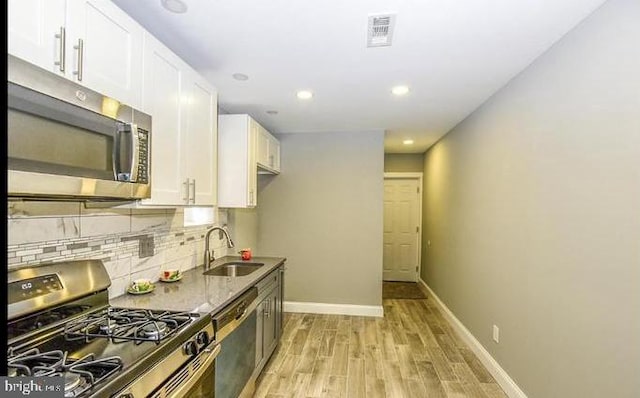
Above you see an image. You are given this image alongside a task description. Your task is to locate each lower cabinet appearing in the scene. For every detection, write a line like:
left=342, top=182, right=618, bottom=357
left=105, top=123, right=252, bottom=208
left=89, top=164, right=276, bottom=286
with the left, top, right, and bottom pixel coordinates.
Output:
left=255, top=266, right=284, bottom=374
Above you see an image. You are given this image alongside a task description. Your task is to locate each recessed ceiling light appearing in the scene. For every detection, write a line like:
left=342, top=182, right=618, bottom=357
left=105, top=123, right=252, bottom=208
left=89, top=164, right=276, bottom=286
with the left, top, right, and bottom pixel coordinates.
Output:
left=266, top=110, right=278, bottom=115
left=403, top=139, right=414, bottom=145
left=232, top=73, right=249, bottom=81
left=296, top=90, right=313, bottom=100
left=160, top=0, right=188, bottom=14
left=392, top=85, right=410, bottom=96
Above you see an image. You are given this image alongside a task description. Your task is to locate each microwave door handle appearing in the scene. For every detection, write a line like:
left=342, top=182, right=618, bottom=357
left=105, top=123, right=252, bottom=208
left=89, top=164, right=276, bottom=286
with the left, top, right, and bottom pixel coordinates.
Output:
left=114, top=123, right=140, bottom=182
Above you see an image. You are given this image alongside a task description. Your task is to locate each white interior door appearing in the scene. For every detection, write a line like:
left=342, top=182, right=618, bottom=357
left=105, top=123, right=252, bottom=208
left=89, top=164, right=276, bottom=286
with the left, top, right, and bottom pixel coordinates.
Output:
left=383, top=177, right=421, bottom=282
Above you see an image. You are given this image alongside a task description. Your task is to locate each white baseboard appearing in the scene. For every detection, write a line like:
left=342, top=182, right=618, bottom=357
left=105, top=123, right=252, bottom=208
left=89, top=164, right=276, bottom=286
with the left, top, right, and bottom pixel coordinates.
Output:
left=417, top=279, right=528, bottom=398
left=284, top=301, right=384, bottom=317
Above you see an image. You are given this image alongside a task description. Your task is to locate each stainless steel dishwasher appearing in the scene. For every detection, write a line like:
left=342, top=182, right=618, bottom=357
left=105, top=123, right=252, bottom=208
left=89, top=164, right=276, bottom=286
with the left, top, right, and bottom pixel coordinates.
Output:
left=212, top=287, right=259, bottom=398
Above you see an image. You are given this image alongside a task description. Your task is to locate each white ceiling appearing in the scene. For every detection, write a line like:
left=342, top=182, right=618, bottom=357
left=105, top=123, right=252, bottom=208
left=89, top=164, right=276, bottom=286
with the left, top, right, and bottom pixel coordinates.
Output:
left=112, top=0, right=606, bottom=153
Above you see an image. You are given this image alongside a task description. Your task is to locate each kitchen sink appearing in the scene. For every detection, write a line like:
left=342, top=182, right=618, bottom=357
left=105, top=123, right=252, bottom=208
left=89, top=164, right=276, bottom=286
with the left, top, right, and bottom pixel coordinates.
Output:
left=203, top=262, right=265, bottom=277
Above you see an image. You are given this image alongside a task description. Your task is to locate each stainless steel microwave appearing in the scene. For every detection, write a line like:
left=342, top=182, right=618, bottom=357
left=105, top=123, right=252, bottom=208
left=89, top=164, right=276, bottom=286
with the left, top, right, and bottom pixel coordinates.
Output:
left=7, top=55, right=151, bottom=200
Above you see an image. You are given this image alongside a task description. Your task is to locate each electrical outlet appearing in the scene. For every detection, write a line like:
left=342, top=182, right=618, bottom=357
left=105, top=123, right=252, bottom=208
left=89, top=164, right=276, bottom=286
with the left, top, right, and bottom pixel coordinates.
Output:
left=493, top=325, right=500, bottom=343
left=139, top=235, right=155, bottom=258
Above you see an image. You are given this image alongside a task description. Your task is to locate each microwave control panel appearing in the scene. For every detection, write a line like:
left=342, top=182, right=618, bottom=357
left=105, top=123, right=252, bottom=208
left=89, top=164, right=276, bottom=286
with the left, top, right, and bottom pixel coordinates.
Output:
left=137, top=128, right=149, bottom=184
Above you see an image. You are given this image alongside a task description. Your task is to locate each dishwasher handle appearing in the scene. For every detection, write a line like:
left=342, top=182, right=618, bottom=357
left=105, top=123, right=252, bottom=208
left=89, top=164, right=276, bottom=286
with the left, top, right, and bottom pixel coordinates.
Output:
left=213, top=287, right=258, bottom=333
left=215, top=302, right=257, bottom=342
left=214, top=288, right=259, bottom=343
left=235, top=304, right=247, bottom=320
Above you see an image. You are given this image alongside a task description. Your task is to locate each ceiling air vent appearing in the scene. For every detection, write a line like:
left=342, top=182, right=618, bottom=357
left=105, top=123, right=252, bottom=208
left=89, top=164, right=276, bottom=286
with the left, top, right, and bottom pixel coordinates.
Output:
left=367, top=13, right=396, bottom=47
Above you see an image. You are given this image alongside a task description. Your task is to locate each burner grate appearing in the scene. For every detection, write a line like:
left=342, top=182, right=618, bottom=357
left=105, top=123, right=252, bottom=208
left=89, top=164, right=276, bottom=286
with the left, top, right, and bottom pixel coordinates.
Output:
left=64, top=307, right=195, bottom=344
left=8, top=305, right=92, bottom=340
left=7, top=348, right=123, bottom=397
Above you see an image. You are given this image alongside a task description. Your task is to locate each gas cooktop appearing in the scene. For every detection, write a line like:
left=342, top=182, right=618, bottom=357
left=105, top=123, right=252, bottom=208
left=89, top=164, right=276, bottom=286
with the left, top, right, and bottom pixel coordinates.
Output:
left=7, top=260, right=214, bottom=398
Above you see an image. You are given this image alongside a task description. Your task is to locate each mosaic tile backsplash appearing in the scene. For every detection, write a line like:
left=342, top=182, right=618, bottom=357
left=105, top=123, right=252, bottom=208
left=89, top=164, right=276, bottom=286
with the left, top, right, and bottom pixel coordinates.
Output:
left=7, top=201, right=230, bottom=299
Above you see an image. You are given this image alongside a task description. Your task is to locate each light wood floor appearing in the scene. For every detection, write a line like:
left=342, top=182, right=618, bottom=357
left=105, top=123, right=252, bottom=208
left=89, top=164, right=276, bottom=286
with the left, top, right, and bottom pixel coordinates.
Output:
left=254, top=298, right=508, bottom=398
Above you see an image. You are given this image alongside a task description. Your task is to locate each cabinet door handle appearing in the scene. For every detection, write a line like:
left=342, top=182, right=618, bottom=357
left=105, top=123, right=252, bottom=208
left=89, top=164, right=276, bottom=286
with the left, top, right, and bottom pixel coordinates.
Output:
left=73, top=38, right=84, bottom=81
left=269, top=155, right=274, bottom=168
left=264, top=299, right=270, bottom=317
left=249, top=190, right=254, bottom=206
left=189, top=179, right=196, bottom=204
left=182, top=179, right=190, bottom=203
left=55, top=27, right=66, bottom=72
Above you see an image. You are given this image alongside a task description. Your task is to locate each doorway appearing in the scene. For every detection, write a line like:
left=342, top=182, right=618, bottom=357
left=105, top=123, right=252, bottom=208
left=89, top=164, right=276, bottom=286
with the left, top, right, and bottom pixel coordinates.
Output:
left=383, top=173, right=422, bottom=282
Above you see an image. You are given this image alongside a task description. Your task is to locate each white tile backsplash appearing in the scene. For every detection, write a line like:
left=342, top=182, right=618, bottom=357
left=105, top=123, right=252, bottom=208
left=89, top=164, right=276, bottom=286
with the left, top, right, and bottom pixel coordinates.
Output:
left=103, top=256, right=132, bottom=279
left=109, top=276, right=130, bottom=299
left=15, top=248, right=44, bottom=257
left=80, top=214, right=131, bottom=237
left=9, top=201, right=80, bottom=218
left=131, top=212, right=171, bottom=233
left=7, top=201, right=228, bottom=299
left=131, top=250, right=167, bottom=272
left=9, top=217, right=80, bottom=245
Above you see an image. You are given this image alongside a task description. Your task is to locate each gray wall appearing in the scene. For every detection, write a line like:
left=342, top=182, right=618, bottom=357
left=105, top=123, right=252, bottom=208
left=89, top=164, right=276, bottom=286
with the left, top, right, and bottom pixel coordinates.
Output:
left=257, top=131, right=384, bottom=306
left=420, top=0, right=640, bottom=397
left=384, top=153, right=425, bottom=172
left=227, top=207, right=258, bottom=253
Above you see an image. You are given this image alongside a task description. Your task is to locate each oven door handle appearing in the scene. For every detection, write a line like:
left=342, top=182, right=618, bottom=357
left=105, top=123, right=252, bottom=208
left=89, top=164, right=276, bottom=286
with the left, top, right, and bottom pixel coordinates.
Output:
left=165, top=343, right=221, bottom=398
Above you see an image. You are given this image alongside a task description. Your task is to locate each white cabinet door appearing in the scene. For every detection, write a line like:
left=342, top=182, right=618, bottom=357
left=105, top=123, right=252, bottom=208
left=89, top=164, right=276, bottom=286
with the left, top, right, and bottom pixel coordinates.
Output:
left=268, top=135, right=281, bottom=173
left=8, top=0, right=143, bottom=108
left=8, top=0, right=66, bottom=76
left=256, top=126, right=270, bottom=168
left=218, top=114, right=257, bottom=208
left=142, top=34, right=219, bottom=207
left=218, top=114, right=281, bottom=207
left=66, top=0, right=143, bottom=107
left=255, top=123, right=280, bottom=174
left=248, top=119, right=259, bottom=207
left=141, top=33, right=188, bottom=205
left=184, top=71, right=218, bottom=206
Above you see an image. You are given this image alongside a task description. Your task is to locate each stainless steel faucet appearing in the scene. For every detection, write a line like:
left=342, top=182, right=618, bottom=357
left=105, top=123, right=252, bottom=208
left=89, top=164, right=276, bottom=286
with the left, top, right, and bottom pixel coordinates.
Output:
left=204, top=226, right=235, bottom=270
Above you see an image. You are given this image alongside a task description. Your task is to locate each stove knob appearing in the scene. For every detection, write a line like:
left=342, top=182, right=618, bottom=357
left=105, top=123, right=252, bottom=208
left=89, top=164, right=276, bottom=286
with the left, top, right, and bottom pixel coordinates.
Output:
left=183, top=340, right=198, bottom=356
left=196, top=331, right=210, bottom=347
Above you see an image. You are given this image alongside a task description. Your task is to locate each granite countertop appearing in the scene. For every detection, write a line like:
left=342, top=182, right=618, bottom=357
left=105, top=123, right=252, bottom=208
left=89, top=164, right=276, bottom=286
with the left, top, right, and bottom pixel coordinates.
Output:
left=110, top=255, right=286, bottom=315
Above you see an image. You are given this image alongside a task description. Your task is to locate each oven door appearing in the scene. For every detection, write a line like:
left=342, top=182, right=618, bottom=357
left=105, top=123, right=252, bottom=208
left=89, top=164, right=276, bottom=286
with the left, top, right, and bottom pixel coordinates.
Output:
left=150, top=342, right=221, bottom=398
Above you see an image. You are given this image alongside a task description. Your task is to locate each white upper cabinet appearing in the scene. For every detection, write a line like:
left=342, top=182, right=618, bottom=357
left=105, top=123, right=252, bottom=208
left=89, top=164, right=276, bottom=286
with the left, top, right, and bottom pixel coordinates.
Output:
left=256, top=125, right=281, bottom=174
left=271, top=136, right=281, bottom=172
left=266, top=132, right=281, bottom=173
left=8, top=0, right=67, bottom=75
left=218, top=114, right=260, bottom=208
left=140, top=33, right=187, bottom=205
left=65, top=1, right=143, bottom=107
left=184, top=71, right=218, bottom=206
left=141, top=33, right=218, bottom=206
left=10, top=1, right=218, bottom=208
left=256, top=127, right=270, bottom=169
left=218, top=114, right=280, bottom=208
left=8, top=0, right=143, bottom=108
